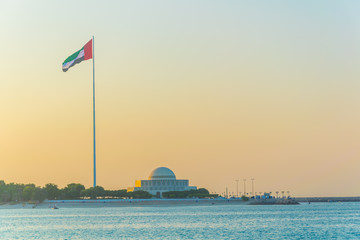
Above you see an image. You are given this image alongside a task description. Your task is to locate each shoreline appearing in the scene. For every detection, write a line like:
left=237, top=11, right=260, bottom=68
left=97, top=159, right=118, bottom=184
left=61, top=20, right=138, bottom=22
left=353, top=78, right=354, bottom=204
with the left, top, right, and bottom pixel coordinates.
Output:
left=0, top=199, right=247, bottom=209
left=2, top=196, right=359, bottom=209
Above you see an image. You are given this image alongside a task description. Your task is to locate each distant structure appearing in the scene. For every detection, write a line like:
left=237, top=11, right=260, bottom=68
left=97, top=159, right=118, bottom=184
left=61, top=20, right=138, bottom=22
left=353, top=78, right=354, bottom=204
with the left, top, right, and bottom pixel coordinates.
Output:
left=127, top=167, right=197, bottom=198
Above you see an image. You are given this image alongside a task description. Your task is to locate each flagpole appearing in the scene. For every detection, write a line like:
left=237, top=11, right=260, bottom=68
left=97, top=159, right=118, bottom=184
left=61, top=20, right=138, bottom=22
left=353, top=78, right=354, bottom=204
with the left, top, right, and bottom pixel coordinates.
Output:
left=92, top=35, right=96, bottom=187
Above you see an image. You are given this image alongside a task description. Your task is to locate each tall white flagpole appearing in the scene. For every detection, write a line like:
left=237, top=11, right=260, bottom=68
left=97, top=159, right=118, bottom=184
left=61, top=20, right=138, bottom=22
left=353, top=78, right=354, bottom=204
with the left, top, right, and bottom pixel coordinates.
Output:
left=92, top=35, right=96, bottom=187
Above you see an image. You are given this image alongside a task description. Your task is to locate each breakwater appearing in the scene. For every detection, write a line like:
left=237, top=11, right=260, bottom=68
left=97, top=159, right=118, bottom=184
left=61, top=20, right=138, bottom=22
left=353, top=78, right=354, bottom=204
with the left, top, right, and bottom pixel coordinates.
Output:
left=296, top=197, right=360, bottom=202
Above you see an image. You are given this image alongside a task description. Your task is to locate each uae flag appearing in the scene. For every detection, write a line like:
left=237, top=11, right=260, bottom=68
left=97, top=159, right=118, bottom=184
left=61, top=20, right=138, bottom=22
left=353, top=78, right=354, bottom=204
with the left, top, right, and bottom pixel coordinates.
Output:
left=62, top=39, right=93, bottom=72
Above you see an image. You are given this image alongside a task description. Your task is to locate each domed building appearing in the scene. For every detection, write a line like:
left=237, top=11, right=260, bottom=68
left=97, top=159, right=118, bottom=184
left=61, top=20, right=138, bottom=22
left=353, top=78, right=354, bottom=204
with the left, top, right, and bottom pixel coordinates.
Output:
left=127, top=167, right=197, bottom=198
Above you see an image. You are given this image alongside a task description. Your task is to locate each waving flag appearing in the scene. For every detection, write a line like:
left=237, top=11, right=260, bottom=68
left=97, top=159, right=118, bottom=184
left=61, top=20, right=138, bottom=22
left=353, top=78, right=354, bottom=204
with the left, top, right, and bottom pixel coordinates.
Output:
left=62, top=39, right=93, bottom=72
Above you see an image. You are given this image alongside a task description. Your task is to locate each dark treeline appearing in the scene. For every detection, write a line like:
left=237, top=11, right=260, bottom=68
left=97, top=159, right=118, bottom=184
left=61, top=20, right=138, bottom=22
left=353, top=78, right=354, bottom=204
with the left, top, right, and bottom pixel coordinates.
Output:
left=162, top=188, right=218, bottom=199
left=0, top=181, right=214, bottom=203
left=0, top=181, right=151, bottom=203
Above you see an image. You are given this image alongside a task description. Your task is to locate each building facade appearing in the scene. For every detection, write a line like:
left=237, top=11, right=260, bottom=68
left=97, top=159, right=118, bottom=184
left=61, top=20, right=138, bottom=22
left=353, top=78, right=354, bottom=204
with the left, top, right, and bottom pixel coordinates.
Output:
left=127, top=167, right=197, bottom=197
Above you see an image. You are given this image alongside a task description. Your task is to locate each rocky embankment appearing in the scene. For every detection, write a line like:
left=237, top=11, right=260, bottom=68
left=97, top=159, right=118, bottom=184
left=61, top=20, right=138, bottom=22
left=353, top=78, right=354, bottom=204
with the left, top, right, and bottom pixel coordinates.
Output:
left=295, top=197, right=360, bottom=202
left=249, top=198, right=299, bottom=205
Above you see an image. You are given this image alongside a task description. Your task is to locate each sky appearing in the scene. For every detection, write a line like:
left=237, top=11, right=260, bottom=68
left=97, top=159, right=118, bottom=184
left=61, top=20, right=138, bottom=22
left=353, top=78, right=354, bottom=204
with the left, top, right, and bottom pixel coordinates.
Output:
left=0, top=0, right=360, bottom=197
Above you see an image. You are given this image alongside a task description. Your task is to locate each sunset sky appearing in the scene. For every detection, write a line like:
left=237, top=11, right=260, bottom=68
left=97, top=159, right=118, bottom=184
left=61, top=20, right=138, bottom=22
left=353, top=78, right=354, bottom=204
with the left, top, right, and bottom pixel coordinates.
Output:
left=1, top=1, right=360, bottom=197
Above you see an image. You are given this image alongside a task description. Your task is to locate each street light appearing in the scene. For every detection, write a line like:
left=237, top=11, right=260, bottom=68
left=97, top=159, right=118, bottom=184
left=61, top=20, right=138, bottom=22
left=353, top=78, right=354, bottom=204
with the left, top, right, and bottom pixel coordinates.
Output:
left=235, top=179, right=239, bottom=198
left=251, top=178, right=255, bottom=197
left=243, top=179, right=246, bottom=196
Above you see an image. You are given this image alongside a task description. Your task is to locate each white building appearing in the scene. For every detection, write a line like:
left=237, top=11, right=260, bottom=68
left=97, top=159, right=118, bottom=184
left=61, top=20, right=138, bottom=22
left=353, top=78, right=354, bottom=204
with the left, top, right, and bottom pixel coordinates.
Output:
left=127, top=167, right=197, bottom=198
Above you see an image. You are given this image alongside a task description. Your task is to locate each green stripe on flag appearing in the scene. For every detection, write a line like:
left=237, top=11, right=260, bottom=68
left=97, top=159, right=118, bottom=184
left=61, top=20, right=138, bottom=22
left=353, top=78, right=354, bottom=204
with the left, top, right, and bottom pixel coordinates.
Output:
left=63, top=48, right=83, bottom=65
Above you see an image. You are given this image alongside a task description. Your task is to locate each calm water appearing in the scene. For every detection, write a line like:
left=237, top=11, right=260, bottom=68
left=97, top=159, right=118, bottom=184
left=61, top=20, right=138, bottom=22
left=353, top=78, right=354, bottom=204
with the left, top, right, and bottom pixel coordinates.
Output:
left=0, top=202, right=360, bottom=239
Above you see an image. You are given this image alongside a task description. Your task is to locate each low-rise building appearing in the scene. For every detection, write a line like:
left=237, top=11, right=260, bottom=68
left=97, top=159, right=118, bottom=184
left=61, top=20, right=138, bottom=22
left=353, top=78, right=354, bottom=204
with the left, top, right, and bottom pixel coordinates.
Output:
left=127, top=167, right=197, bottom=198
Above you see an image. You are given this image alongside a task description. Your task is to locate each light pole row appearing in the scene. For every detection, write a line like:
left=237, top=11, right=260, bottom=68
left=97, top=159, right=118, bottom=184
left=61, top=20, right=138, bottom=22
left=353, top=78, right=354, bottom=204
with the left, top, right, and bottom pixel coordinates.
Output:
left=230, top=178, right=256, bottom=198
left=221, top=179, right=292, bottom=199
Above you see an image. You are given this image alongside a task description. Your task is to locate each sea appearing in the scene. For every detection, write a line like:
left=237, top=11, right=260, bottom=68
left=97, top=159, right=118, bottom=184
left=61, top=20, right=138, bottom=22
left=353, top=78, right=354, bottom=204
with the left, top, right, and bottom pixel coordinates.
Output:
left=0, top=202, right=359, bottom=239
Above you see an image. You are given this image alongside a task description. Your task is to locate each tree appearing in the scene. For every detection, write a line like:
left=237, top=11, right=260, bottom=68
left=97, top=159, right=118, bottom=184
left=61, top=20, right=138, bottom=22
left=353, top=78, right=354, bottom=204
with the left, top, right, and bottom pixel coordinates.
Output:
left=197, top=188, right=209, bottom=194
left=4, top=183, right=25, bottom=202
left=127, top=190, right=152, bottom=199
left=0, top=181, right=9, bottom=202
left=63, top=183, right=85, bottom=199
left=93, top=186, right=105, bottom=198
left=1, top=191, right=11, bottom=202
left=23, top=185, right=35, bottom=201
left=31, top=187, right=47, bottom=202
left=105, top=189, right=127, bottom=198
left=241, top=196, right=249, bottom=201
left=162, top=188, right=214, bottom=199
left=45, top=183, right=59, bottom=200
left=81, top=186, right=105, bottom=199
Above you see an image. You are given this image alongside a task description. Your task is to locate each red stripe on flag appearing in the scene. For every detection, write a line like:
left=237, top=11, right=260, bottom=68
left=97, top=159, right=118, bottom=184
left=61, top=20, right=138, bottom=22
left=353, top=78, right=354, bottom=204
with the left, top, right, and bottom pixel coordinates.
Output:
left=84, top=39, right=93, bottom=60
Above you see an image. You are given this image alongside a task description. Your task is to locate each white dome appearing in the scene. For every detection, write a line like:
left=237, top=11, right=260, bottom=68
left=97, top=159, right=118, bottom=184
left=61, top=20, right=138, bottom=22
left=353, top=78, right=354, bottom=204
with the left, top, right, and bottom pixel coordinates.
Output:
left=149, top=167, right=176, bottom=180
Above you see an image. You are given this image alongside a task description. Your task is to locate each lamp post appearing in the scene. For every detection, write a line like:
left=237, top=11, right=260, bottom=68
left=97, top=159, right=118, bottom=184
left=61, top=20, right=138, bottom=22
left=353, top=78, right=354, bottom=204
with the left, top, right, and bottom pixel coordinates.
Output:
left=235, top=179, right=239, bottom=198
left=243, top=179, right=246, bottom=196
left=251, top=178, right=255, bottom=197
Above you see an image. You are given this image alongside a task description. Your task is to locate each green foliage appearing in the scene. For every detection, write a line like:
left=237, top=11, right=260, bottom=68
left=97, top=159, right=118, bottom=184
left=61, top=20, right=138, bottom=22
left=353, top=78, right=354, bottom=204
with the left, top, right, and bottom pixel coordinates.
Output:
left=105, top=189, right=128, bottom=198
left=1, top=191, right=11, bottom=202
left=241, top=195, right=249, bottom=201
left=31, top=187, right=47, bottom=202
left=22, top=185, right=35, bottom=201
left=45, top=184, right=59, bottom=200
left=197, top=188, right=210, bottom=194
left=81, top=186, right=105, bottom=199
left=0, top=180, right=152, bottom=202
left=162, top=188, right=216, bottom=199
left=63, top=183, right=85, bottom=200
left=127, top=190, right=153, bottom=199
left=1, top=182, right=24, bottom=202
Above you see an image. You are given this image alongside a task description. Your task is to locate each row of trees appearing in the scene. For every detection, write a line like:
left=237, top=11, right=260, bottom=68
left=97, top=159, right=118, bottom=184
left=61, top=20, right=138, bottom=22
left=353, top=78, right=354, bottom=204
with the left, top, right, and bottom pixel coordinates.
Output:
left=0, top=181, right=47, bottom=203
left=1, top=181, right=213, bottom=203
left=0, top=181, right=153, bottom=203
left=162, top=188, right=218, bottom=199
